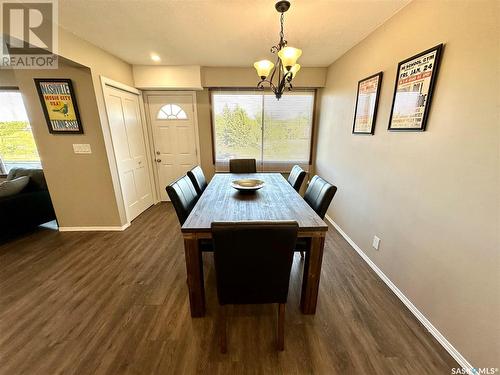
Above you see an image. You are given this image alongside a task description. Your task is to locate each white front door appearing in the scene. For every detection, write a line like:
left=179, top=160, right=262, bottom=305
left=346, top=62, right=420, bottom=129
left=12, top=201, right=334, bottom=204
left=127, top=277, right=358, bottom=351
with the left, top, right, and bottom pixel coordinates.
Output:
left=104, top=85, right=154, bottom=221
left=146, top=94, right=199, bottom=201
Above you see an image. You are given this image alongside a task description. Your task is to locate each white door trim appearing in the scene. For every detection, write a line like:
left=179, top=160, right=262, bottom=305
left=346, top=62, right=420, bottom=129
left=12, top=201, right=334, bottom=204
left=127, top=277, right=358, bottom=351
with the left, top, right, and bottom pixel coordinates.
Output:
left=100, top=76, right=156, bottom=222
left=143, top=91, right=201, bottom=200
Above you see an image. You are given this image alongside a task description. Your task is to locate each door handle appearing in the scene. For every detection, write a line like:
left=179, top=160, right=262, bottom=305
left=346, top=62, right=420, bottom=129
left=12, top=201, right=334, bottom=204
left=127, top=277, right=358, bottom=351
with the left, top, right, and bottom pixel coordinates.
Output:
left=156, top=158, right=161, bottom=163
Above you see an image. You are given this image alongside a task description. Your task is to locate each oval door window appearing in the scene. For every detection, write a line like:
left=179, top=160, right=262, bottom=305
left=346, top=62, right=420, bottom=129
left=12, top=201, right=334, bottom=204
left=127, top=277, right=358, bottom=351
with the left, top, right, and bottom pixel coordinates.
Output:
left=157, top=104, right=188, bottom=120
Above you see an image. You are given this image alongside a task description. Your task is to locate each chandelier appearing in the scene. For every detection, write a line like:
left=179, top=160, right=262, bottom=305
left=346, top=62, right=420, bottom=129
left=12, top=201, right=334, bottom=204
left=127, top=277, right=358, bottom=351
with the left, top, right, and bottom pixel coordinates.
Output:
left=253, top=1, right=302, bottom=100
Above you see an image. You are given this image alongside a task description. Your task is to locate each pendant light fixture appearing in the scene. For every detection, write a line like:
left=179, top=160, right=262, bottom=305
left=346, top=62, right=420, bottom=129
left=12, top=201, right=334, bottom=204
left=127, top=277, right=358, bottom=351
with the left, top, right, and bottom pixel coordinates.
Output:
left=253, top=1, right=302, bottom=100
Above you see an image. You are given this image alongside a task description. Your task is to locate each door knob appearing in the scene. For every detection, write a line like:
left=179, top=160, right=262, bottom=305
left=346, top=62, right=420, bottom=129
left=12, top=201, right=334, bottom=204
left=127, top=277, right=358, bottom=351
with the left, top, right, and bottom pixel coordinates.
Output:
left=156, top=151, right=160, bottom=155
left=156, top=158, right=161, bottom=163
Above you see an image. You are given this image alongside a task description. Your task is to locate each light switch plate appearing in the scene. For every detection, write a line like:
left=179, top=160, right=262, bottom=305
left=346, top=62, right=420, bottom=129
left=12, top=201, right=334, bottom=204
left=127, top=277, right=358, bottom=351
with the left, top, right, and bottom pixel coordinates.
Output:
left=372, top=235, right=381, bottom=250
left=73, top=144, right=92, bottom=154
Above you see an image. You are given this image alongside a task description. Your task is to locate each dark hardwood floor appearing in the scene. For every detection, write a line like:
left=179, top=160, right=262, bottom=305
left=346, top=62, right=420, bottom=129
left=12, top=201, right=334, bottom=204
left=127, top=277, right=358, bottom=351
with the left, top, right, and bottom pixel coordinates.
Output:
left=0, top=203, right=457, bottom=375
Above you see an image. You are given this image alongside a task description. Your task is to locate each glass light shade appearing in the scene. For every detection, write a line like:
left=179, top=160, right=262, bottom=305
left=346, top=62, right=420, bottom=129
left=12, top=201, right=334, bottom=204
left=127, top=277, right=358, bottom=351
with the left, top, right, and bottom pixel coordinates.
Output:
left=254, top=60, right=274, bottom=79
left=278, top=47, right=302, bottom=69
left=284, top=64, right=301, bottom=79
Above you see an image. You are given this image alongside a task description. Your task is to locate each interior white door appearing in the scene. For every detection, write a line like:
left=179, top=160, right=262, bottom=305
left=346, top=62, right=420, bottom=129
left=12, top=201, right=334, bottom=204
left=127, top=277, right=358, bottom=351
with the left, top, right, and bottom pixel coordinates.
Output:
left=104, top=85, right=153, bottom=221
left=147, top=94, right=199, bottom=201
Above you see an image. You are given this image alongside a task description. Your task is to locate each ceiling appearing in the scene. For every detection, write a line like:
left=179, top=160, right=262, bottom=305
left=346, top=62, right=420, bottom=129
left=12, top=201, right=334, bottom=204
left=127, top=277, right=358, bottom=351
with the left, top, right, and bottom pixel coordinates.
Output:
left=58, top=0, right=411, bottom=67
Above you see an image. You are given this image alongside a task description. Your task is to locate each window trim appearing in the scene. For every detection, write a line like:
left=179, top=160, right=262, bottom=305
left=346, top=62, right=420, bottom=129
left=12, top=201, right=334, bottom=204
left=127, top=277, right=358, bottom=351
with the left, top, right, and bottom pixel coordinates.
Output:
left=208, top=87, right=317, bottom=169
left=0, top=86, right=19, bottom=91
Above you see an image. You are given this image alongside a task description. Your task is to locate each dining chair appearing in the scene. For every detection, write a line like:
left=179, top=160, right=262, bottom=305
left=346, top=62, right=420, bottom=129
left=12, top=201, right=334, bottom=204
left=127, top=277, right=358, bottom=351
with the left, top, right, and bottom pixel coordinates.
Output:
left=166, top=175, right=199, bottom=226
left=187, top=165, right=207, bottom=196
left=297, top=175, right=337, bottom=257
left=166, top=175, right=213, bottom=252
left=287, top=165, right=306, bottom=192
left=229, top=158, right=257, bottom=173
left=211, top=221, right=299, bottom=353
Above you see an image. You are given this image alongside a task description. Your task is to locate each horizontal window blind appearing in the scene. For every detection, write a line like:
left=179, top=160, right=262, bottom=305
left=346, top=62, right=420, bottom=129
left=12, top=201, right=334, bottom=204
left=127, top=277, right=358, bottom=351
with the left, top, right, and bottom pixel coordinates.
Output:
left=210, top=89, right=315, bottom=172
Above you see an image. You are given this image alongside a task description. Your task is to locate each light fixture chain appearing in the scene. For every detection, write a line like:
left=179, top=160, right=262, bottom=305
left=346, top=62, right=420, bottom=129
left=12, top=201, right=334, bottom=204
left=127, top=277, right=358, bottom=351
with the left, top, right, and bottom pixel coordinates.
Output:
left=255, top=1, right=298, bottom=100
left=279, top=12, right=287, bottom=48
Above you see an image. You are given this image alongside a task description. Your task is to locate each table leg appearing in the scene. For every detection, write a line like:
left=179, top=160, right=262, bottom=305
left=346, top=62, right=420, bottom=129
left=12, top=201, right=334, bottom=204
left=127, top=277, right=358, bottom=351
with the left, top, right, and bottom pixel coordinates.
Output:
left=300, top=234, right=325, bottom=314
left=183, top=235, right=205, bottom=317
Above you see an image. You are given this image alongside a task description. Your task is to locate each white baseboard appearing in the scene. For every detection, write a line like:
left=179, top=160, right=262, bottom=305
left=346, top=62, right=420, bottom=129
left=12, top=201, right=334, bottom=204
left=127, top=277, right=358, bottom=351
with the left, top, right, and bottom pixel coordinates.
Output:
left=324, top=214, right=473, bottom=372
left=58, top=222, right=130, bottom=232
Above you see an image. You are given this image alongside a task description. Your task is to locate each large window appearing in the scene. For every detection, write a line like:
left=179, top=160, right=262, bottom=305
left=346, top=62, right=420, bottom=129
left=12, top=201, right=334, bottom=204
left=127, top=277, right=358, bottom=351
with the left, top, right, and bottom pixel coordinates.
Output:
left=0, top=90, right=41, bottom=174
left=211, top=89, right=315, bottom=171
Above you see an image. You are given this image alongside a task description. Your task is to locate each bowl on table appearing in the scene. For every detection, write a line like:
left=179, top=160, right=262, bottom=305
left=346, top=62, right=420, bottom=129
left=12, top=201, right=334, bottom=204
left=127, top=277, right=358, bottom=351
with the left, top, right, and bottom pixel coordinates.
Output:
left=231, top=179, right=265, bottom=192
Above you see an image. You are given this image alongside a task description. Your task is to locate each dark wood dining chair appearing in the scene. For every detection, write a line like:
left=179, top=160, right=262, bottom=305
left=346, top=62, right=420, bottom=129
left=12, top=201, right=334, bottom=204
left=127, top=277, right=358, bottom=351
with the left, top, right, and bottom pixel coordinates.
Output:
left=297, top=175, right=337, bottom=257
left=287, top=165, right=306, bottom=192
left=229, top=158, right=257, bottom=173
left=211, top=221, right=299, bottom=353
left=166, top=175, right=212, bottom=251
left=166, top=175, right=199, bottom=225
left=187, top=165, right=207, bottom=196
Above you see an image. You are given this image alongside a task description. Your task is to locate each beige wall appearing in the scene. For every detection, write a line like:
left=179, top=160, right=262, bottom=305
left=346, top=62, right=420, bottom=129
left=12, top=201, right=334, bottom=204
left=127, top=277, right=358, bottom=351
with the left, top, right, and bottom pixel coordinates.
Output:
left=134, top=65, right=202, bottom=89
left=195, top=89, right=216, bottom=180
left=58, top=28, right=135, bottom=226
left=0, top=70, right=17, bottom=87
left=201, top=66, right=327, bottom=88
left=315, top=0, right=499, bottom=367
left=14, top=60, right=123, bottom=227
left=10, top=26, right=135, bottom=227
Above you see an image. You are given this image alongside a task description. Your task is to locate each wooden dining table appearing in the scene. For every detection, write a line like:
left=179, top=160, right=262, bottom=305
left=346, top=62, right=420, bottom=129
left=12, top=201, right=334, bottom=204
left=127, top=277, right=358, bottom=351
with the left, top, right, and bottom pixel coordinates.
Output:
left=181, top=172, right=328, bottom=317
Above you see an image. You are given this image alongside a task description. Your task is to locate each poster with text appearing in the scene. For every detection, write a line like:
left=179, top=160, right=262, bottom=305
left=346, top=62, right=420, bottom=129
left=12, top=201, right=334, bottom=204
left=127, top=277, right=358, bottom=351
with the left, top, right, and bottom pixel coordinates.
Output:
left=388, top=44, right=443, bottom=131
left=34, top=79, right=83, bottom=134
left=352, top=72, right=383, bottom=134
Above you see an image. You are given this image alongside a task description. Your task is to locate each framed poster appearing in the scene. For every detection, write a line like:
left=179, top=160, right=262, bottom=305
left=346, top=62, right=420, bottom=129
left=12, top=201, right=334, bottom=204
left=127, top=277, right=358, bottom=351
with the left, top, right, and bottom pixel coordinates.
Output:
left=388, top=44, right=443, bottom=131
left=34, top=78, right=83, bottom=134
left=352, top=72, right=383, bottom=135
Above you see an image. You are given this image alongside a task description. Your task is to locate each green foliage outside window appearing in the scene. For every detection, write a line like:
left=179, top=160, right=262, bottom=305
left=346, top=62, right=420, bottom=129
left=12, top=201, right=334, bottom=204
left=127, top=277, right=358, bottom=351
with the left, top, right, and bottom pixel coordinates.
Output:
left=0, top=121, right=40, bottom=162
left=214, top=104, right=311, bottom=162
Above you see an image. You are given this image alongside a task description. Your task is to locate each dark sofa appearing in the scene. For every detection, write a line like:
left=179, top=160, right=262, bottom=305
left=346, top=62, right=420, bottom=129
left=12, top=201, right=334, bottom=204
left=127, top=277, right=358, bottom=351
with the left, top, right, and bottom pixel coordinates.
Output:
left=0, top=168, right=56, bottom=242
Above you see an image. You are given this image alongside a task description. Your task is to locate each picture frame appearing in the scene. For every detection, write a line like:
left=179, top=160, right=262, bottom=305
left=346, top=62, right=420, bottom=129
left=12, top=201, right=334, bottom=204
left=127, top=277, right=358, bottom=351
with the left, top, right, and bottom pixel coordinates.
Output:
left=34, top=78, right=83, bottom=134
left=388, top=44, right=443, bottom=131
left=352, top=72, right=383, bottom=135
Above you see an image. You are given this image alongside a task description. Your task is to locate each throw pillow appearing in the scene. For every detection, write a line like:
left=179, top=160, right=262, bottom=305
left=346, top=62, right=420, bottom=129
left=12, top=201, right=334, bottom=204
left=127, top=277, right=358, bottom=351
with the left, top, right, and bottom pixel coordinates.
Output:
left=0, top=176, right=30, bottom=197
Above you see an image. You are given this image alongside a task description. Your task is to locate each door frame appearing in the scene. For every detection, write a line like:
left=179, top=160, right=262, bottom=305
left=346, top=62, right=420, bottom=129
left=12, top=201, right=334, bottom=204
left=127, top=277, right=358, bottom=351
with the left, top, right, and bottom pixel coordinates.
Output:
left=143, top=91, right=201, bottom=201
left=100, top=76, right=157, bottom=223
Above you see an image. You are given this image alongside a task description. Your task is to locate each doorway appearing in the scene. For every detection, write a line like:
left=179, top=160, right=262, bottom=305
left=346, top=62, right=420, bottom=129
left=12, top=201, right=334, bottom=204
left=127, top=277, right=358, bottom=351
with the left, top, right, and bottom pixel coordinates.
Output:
left=144, top=92, right=200, bottom=201
left=102, top=82, right=154, bottom=222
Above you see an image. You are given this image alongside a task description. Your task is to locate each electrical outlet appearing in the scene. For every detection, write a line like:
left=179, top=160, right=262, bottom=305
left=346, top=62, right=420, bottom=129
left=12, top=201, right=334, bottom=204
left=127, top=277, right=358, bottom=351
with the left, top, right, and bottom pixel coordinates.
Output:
left=372, top=235, right=381, bottom=250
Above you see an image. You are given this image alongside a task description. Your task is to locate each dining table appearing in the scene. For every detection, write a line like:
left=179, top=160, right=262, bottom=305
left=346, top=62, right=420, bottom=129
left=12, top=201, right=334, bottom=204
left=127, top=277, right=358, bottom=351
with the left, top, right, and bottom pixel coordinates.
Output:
left=181, top=172, right=328, bottom=317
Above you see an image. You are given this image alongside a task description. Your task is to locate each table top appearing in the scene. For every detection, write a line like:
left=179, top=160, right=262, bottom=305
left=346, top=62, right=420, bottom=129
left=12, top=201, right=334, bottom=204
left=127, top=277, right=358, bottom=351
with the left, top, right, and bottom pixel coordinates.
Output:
left=181, top=173, right=328, bottom=233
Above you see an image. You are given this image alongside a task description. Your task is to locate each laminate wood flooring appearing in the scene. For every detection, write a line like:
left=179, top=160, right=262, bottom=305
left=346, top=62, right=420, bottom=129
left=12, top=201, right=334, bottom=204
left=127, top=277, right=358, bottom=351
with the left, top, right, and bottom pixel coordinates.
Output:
left=0, top=203, right=458, bottom=375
